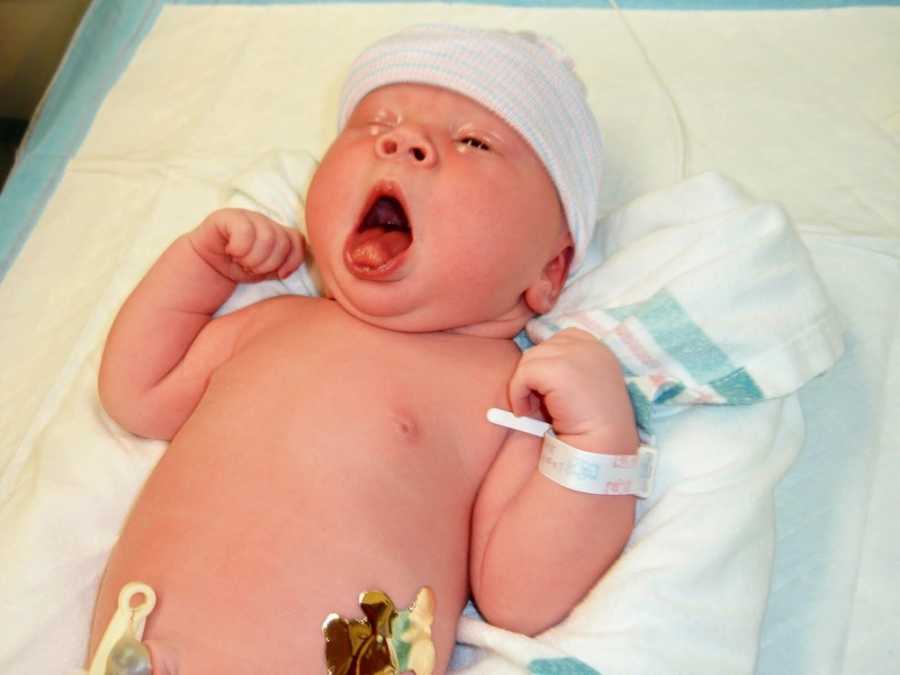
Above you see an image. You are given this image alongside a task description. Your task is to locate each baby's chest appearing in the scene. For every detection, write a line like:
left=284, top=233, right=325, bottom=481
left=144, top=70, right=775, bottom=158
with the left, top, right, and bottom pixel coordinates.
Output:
left=205, top=319, right=518, bottom=478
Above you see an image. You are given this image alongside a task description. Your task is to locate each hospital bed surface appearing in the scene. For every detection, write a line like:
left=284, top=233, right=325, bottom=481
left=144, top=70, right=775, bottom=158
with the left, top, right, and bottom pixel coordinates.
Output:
left=0, top=2, right=898, bottom=674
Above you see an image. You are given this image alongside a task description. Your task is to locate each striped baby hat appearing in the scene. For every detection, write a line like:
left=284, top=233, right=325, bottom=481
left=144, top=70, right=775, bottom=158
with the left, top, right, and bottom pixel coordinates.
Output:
left=337, top=24, right=604, bottom=272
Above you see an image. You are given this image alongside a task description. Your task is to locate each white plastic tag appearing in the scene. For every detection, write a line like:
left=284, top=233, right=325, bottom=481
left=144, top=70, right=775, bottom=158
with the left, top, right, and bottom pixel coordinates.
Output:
left=486, top=408, right=551, bottom=437
left=486, top=408, right=657, bottom=499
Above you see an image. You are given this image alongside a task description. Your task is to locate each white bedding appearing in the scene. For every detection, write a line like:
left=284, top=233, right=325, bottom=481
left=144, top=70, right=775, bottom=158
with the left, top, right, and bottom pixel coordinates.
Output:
left=1, top=4, right=898, bottom=674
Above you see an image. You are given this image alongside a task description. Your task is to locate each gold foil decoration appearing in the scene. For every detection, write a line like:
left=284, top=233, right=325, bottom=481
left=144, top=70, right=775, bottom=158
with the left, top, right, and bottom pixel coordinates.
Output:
left=323, top=587, right=436, bottom=675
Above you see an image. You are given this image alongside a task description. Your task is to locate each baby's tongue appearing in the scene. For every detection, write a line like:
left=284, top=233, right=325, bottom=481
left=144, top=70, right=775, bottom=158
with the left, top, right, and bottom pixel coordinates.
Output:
left=346, top=227, right=412, bottom=269
left=347, top=197, right=412, bottom=269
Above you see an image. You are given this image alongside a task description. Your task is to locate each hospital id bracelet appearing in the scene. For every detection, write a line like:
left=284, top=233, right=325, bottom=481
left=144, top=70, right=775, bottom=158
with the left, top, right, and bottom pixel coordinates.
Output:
left=540, top=432, right=656, bottom=498
left=486, top=408, right=657, bottom=499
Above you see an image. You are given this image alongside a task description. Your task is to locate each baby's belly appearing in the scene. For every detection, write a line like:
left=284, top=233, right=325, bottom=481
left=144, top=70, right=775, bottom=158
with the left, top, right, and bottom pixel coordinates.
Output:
left=93, top=363, right=487, bottom=673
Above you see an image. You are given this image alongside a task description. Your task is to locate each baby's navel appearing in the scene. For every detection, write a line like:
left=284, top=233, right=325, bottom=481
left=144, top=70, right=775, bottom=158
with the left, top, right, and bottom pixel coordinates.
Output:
left=389, top=411, right=420, bottom=443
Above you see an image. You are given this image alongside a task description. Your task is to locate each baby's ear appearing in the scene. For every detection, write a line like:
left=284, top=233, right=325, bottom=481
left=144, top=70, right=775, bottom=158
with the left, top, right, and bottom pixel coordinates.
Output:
left=524, top=245, right=573, bottom=315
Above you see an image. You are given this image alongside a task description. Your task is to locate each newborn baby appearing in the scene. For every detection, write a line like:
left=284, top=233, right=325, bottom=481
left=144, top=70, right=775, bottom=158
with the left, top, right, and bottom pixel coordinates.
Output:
left=88, top=25, right=639, bottom=675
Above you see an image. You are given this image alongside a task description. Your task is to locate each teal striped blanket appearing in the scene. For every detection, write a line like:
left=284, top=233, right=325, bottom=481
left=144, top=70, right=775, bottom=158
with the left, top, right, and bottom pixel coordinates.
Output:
left=526, top=171, right=843, bottom=434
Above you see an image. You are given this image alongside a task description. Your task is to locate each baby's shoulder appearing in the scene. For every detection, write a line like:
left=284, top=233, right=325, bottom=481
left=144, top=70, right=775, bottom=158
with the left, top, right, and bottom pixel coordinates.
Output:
left=230, top=294, right=325, bottom=343
left=252, top=293, right=323, bottom=317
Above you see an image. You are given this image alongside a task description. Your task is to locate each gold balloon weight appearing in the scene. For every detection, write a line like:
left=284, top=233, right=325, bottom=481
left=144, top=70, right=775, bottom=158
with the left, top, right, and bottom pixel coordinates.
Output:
left=323, top=586, right=436, bottom=675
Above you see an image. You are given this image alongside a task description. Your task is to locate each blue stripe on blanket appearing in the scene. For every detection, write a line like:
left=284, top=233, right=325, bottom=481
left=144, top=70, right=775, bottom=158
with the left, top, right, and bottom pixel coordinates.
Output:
left=627, top=382, right=655, bottom=432
left=531, top=290, right=767, bottom=430
left=709, top=367, right=766, bottom=404
left=607, top=290, right=764, bottom=404
left=529, top=657, right=602, bottom=674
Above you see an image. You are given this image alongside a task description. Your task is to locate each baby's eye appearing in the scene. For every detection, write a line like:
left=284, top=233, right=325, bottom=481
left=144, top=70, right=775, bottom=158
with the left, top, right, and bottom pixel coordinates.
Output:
left=458, top=137, right=491, bottom=152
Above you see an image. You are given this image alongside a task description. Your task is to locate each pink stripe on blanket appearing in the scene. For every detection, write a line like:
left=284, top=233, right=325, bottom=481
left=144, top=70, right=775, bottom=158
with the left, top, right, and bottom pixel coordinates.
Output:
left=614, top=322, right=662, bottom=370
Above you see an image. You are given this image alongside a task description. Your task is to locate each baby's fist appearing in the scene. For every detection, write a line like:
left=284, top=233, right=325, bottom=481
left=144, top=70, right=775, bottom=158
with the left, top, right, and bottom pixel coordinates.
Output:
left=190, top=208, right=304, bottom=282
left=509, top=328, right=638, bottom=454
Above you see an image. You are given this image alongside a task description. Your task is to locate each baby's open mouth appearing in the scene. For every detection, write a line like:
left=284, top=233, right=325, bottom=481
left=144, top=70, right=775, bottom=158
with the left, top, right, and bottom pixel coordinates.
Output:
left=345, top=194, right=413, bottom=275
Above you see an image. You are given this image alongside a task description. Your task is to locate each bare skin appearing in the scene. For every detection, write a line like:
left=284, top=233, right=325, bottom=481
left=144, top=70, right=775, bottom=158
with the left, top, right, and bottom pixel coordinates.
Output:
left=93, top=296, right=521, bottom=673
left=89, top=84, right=638, bottom=674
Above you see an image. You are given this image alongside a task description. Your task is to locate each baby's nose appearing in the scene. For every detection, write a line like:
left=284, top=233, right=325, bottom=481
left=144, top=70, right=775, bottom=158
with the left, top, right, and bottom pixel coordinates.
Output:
left=375, top=127, right=436, bottom=167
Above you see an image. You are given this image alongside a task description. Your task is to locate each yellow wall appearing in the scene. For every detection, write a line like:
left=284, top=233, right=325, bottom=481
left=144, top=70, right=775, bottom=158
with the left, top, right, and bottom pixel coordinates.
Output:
left=0, top=0, right=92, bottom=120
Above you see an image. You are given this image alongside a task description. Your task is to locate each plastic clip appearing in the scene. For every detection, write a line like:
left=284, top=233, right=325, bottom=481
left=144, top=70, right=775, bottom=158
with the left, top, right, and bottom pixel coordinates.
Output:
left=88, top=582, right=156, bottom=675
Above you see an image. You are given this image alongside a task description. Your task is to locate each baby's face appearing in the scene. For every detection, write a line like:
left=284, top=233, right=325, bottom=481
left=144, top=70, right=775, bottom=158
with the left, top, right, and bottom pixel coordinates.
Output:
left=305, top=83, right=569, bottom=336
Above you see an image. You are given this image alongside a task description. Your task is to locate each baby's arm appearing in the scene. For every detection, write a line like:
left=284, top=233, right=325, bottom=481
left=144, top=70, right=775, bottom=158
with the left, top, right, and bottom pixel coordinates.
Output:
left=98, top=209, right=303, bottom=440
left=470, top=328, right=639, bottom=636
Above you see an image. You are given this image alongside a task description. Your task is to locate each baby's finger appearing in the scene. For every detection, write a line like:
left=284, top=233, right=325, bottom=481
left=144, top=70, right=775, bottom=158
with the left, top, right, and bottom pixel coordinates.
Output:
left=220, top=215, right=256, bottom=260
left=508, top=379, right=537, bottom=418
left=237, top=219, right=278, bottom=271
left=255, top=228, right=293, bottom=276
left=277, top=229, right=305, bottom=278
left=508, top=356, right=554, bottom=418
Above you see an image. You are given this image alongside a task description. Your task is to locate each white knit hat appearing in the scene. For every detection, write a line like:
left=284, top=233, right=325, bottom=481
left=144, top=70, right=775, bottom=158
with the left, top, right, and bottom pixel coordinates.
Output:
left=337, top=24, right=603, bottom=272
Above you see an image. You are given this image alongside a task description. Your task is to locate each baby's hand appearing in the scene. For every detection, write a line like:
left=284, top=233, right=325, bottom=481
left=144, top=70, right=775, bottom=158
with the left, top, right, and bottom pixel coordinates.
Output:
left=188, top=208, right=304, bottom=283
left=509, top=328, right=638, bottom=454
